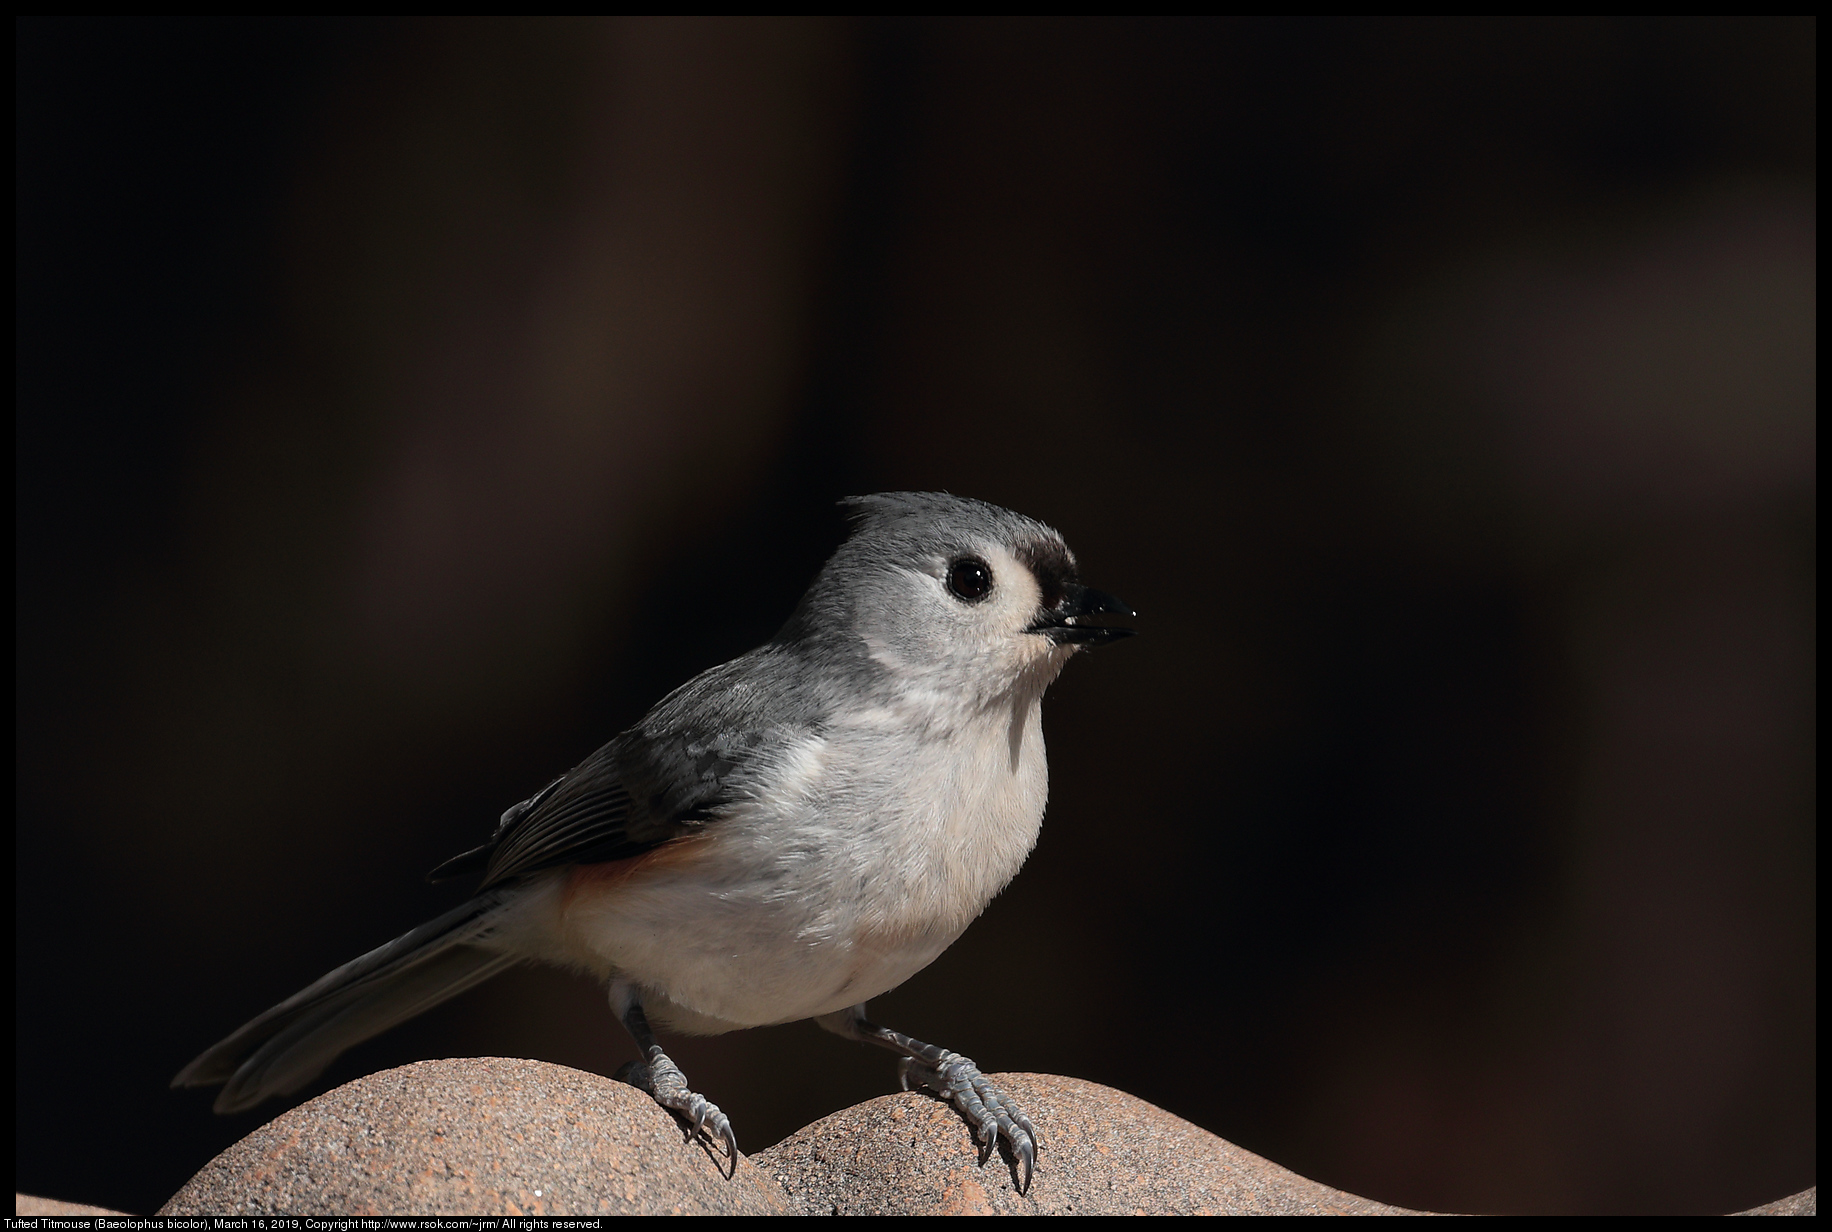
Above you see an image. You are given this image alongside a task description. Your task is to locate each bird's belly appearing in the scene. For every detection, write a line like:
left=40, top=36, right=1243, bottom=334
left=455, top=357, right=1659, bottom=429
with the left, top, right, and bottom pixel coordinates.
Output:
left=548, top=851, right=965, bottom=1033
left=516, top=709, right=1049, bottom=1033
left=651, top=920, right=957, bottom=1035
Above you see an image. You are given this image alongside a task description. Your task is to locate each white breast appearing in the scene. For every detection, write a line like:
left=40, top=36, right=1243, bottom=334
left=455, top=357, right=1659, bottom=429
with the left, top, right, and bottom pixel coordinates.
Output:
left=521, top=683, right=1053, bottom=1034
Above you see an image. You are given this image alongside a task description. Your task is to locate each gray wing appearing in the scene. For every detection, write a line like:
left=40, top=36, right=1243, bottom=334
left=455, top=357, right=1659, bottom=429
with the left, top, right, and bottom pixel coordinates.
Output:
left=427, top=648, right=821, bottom=890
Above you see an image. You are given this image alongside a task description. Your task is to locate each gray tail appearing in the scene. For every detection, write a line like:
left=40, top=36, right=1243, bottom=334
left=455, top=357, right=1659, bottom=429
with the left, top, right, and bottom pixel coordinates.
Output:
left=172, top=893, right=521, bottom=1113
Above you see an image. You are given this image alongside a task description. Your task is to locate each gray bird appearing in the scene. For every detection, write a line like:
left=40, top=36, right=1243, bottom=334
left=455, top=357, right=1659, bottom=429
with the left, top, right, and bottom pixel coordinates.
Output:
left=173, top=492, right=1135, bottom=1191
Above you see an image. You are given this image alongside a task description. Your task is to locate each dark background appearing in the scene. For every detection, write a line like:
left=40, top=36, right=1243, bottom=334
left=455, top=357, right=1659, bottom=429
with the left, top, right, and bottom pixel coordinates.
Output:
left=16, top=17, right=1814, bottom=1215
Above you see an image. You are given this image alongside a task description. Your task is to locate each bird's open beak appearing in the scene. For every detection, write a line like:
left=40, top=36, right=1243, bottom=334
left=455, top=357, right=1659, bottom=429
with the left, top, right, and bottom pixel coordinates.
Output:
left=1028, top=583, right=1137, bottom=646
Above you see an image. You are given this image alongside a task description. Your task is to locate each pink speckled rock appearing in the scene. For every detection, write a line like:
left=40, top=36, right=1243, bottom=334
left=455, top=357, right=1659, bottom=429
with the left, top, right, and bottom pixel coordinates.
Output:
left=752, top=1071, right=1422, bottom=1215
left=159, top=1057, right=788, bottom=1216
left=156, top=1060, right=1814, bottom=1216
left=15, top=1194, right=130, bottom=1216
left=1732, top=1188, right=1815, bottom=1216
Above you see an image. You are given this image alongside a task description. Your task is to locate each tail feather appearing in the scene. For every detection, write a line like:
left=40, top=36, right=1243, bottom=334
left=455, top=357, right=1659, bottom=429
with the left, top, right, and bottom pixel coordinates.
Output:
left=215, top=946, right=519, bottom=1113
left=173, top=893, right=521, bottom=1112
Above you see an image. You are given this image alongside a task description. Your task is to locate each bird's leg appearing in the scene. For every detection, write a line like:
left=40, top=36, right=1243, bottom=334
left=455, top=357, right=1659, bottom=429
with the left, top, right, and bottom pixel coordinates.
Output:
left=612, top=984, right=738, bottom=1171
left=818, top=1003, right=1040, bottom=1194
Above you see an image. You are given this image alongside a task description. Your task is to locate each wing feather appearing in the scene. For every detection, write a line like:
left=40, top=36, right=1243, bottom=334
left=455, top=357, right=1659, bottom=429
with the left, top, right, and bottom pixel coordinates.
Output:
left=428, top=648, right=816, bottom=889
left=478, top=778, right=647, bottom=888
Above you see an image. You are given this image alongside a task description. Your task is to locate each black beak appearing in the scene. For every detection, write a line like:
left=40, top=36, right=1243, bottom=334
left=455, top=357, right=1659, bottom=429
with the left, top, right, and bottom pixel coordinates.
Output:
left=1028, top=583, right=1137, bottom=647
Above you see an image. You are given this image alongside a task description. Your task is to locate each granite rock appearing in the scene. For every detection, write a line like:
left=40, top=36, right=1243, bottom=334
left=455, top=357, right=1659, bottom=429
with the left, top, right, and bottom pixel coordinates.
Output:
left=1732, top=1188, right=1816, bottom=1216
left=752, top=1071, right=1421, bottom=1215
left=15, top=1193, right=130, bottom=1216
left=158, top=1057, right=788, bottom=1216
left=152, top=1060, right=1816, bottom=1216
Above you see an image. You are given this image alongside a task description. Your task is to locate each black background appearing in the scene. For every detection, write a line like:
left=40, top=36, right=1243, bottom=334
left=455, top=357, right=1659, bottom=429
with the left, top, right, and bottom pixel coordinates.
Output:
left=16, top=17, right=1815, bottom=1215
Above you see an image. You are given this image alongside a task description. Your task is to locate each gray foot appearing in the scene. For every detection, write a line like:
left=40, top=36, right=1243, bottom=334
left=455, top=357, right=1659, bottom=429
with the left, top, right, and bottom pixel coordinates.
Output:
left=619, top=1047, right=738, bottom=1169
left=900, top=1048, right=1040, bottom=1193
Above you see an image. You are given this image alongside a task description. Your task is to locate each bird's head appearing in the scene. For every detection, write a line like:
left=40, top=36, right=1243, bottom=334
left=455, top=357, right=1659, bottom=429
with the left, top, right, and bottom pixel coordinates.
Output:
left=778, top=492, right=1135, bottom=708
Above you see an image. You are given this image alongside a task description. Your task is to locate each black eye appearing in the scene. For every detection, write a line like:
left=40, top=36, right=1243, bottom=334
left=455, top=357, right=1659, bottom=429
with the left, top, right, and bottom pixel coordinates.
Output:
left=946, top=556, right=994, bottom=603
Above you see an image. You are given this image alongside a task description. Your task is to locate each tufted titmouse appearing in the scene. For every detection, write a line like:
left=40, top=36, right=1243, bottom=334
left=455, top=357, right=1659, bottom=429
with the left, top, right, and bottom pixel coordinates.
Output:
left=174, top=492, right=1134, bottom=1191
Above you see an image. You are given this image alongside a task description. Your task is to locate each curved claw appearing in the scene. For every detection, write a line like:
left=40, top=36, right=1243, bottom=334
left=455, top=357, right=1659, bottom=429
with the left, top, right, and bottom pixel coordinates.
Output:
left=720, top=1118, right=740, bottom=1174
left=903, top=1050, right=1040, bottom=1195
left=638, top=1047, right=740, bottom=1175
left=687, top=1097, right=736, bottom=1163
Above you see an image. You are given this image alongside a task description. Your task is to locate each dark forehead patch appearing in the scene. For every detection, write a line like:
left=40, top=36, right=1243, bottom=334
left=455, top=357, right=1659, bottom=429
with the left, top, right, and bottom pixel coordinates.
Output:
left=1016, top=538, right=1078, bottom=609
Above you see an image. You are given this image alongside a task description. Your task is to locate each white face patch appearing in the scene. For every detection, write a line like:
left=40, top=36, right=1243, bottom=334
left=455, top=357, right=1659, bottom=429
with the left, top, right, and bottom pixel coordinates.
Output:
left=838, top=511, right=1087, bottom=735
left=950, top=541, right=1066, bottom=669
left=858, top=541, right=1065, bottom=717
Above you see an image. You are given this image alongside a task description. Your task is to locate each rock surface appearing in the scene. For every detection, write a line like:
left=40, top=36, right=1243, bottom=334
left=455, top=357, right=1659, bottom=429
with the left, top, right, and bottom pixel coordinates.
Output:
left=14, top=1193, right=130, bottom=1215
left=158, top=1057, right=788, bottom=1216
left=149, top=1059, right=1815, bottom=1216
left=752, top=1071, right=1419, bottom=1215
left=1732, top=1188, right=1815, bottom=1216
